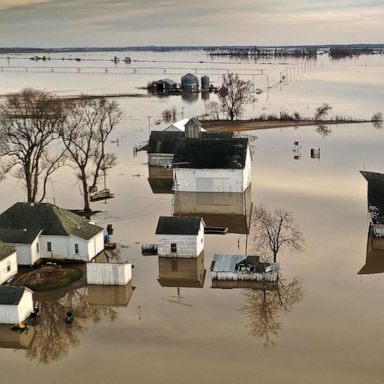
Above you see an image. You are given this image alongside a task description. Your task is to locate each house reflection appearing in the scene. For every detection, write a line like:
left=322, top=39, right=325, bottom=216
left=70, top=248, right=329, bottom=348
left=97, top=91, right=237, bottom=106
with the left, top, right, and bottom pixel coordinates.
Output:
left=0, top=324, right=34, bottom=350
left=359, top=171, right=384, bottom=274
left=148, top=166, right=174, bottom=194
left=0, top=284, right=132, bottom=364
left=157, top=253, right=206, bottom=288
left=173, top=186, right=252, bottom=234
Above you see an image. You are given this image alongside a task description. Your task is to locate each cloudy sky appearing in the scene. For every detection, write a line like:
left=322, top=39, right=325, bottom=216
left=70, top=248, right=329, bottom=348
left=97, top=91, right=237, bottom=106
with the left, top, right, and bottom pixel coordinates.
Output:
left=0, top=0, right=383, bottom=47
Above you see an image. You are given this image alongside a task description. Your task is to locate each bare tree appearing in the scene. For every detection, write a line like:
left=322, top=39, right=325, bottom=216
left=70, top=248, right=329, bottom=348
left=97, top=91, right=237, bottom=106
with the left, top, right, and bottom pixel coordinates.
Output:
left=251, top=205, right=303, bottom=262
left=372, top=112, right=383, bottom=129
left=218, top=73, right=254, bottom=120
left=59, top=97, right=122, bottom=212
left=206, top=101, right=222, bottom=120
left=0, top=88, right=66, bottom=202
left=241, top=275, right=303, bottom=347
left=314, top=103, right=332, bottom=120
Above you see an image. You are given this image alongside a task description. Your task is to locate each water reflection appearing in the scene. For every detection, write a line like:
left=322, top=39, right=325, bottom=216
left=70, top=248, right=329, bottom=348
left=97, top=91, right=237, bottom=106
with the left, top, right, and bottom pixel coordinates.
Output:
left=181, top=92, right=198, bottom=103
left=147, top=166, right=173, bottom=194
left=0, top=284, right=133, bottom=364
left=158, top=253, right=206, bottom=288
left=241, top=276, right=303, bottom=347
left=359, top=228, right=384, bottom=275
left=315, top=125, right=332, bottom=137
left=173, top=187, right=252, bottom=234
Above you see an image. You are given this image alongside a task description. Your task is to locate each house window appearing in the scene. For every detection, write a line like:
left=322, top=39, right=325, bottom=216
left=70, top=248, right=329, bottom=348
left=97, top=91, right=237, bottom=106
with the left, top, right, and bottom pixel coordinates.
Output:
left=47, top=242, right=52, bottom=252
left=74, top=244, right=79, bottom=254
left=171, top=243, right=177, bottom=253
left=36, top=242, right=39, bottom=253
left=6, top=261, right=11, bottom=272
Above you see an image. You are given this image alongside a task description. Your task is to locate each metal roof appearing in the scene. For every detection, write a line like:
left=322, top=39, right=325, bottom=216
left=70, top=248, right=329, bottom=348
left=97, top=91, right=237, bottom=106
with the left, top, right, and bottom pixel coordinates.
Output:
left=211, top=254, right=247, bottom=272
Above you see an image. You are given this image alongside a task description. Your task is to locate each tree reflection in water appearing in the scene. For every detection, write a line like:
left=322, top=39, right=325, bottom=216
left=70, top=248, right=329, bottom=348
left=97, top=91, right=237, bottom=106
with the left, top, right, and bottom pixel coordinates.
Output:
left=241, top=276, right=303, bottom=347
left=315, top=125, right=332, bottom=137
left=27, top=287, right=117, bottom=364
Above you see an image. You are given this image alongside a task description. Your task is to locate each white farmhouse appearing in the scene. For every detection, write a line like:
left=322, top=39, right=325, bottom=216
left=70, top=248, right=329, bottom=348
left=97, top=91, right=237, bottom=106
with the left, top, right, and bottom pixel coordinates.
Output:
left=0, top=203, right=104, bottom=263
left=156, top=216, right=205, bottom=258
left=0, top=242, right=18, bottom=284
left=0, top=229, right=41, bottom=266
left=164, top=118, right=206, bottom=134
left=173, top=134, right=251, bottom=193
left=0, top=286, right=34, bottom=324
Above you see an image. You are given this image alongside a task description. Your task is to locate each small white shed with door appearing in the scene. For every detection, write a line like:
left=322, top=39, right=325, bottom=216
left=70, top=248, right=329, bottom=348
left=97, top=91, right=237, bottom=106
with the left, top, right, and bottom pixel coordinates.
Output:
left=0, top=242, right=18, bottom=284
left=156, top=216, right=205, bottom=258
left=0, top=286, right=34, bottom=324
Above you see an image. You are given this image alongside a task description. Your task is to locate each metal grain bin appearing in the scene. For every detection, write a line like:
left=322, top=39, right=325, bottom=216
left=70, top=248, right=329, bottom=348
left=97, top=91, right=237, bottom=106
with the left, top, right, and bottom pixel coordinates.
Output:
left=201, top=75, right=210, bottom=91
left=181, top=73, right=199, bottom=93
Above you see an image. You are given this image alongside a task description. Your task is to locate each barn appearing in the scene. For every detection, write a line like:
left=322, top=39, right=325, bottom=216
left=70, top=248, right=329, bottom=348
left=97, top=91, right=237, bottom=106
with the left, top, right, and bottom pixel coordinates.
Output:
left=173, top=134, right=251, bottom=193
left=0, top=286, right=34, bottom=324
left=0, top=242, right=18, bottom=284
left=156, top=216, right=205, bottom=258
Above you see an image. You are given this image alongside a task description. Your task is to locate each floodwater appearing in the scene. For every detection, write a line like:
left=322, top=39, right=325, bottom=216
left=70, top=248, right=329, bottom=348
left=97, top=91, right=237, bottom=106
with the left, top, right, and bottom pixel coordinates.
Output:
left=0, top=50, right=384, bottom=383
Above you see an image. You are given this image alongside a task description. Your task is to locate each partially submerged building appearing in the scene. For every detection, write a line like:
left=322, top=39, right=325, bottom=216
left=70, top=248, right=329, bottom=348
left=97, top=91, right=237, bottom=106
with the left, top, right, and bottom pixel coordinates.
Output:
left=173, top=134, right=251, bottom=193
left=210, top=255, right=279, bottom=282
left=156, top=216, right=205, bottom=257
left=0, top=286, right=34, bottom=324
left=181, top=73, right=199, bottom=93
left=164, top=118, right=205, bottom=134
left=150, top=79, right=178, bottom=94
left=0, top=203, right=104, bottom=263
left=0, top=242, right=17, bottom=284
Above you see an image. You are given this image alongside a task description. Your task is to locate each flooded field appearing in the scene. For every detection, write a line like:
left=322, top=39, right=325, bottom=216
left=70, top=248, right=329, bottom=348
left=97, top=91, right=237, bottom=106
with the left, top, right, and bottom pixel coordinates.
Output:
left=0, top=50, right=384, bottom=383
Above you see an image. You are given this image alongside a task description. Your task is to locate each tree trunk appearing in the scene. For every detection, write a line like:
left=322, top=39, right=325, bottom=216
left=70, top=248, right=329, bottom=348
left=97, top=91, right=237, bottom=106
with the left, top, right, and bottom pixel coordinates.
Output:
left=81, top=172, right=91, bottom=212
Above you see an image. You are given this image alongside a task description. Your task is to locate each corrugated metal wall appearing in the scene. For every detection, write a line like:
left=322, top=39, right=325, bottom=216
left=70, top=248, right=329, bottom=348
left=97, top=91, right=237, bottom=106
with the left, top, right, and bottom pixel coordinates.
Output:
left=86, top=263, right=132, bottom=285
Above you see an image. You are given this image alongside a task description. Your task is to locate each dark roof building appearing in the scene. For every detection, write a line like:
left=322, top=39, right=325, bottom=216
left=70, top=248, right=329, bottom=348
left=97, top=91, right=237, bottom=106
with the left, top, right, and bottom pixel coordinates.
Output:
left=0, top=228, right=41, bottom=245
left=0, top=203, right=103, bottom=240
left=147, top=131, right=184, bottom=154
left=361, top=171, right=384, bottom=223
left=0, top=286, right=29, bottom=305
left=0, top=242, right=16, bottom=261
left=156, top=216, right=204, bottom=236
left=173, top=136, right=248, bottom=169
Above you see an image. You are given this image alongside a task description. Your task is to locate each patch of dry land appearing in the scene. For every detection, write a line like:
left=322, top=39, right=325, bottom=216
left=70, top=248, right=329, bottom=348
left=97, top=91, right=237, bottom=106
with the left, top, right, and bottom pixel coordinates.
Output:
left=201, top=119, right=369, bottom=132
left=11, top=265, right=83, bottom=291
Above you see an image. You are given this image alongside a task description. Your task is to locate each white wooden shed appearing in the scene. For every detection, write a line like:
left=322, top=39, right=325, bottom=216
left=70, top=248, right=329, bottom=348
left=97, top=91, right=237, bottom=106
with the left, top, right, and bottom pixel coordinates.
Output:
left=86, top=262, right=132, bottom=286
left=0, top=242, right=18, bottom=284
left=0, top=286, right=34, bottom=324
left=156, top=216, right=205, bottom=258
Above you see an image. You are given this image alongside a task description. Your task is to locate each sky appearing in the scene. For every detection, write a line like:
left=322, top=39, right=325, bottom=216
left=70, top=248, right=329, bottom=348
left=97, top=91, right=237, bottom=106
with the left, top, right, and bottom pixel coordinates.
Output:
left=0, top=0, right=383, bottom=47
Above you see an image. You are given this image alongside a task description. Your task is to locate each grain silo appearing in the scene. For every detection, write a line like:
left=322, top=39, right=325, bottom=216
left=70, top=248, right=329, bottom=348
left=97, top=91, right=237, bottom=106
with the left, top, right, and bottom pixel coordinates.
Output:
left=181, top=73, right=199, bottom=93
left=201, top=75, right=210, bottom=91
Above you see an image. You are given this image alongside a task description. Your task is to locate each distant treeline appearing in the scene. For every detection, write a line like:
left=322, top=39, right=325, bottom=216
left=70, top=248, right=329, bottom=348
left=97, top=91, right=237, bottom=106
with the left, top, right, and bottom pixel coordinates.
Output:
left=208, top=47, right=318, bottom=59
left=329, top=47, right=384, bottom=59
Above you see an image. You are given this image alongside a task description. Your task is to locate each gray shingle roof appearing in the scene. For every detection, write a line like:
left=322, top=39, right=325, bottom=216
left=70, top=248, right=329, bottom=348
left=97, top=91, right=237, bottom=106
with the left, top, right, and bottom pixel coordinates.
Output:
left=0, top=242, right=16, bottom=261
left=0, top=203, right=103, bottom=240
left=0, top=228, right=41, bottom=245
left=0, top=286, right=29, bottom=305
left=156, top=216, right=203, bottom=235
left=173, top=137, right=248, bottom=169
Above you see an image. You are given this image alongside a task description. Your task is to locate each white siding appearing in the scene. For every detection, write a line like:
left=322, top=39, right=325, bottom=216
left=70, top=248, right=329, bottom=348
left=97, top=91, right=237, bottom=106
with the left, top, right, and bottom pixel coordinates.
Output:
left=0, top=290, right=33, bottom=324
left=174, top=168, right=245, bottom=192
left=86, top=263, right=132, bottom=285
left=148, top=153, right=174, bottom=167
left=157, top=224, right=204, bottom=258
left=87, top=232, right=104, bottom=260
left=0, top=252, right=17, bottom=284
left=242, top=146, right=252, bottom=191
left=39, top=233, right=103, bottom=262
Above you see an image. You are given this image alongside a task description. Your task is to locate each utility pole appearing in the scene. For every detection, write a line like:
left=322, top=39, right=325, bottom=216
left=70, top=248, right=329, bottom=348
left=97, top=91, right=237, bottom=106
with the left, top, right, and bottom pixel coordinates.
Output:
left=147, top=116, right=152, bottom=136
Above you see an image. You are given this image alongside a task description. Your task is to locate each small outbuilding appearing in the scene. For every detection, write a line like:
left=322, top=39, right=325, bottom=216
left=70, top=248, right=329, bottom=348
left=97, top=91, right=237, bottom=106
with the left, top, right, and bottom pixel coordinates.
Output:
left=0, top=242, right=18, bottom=284
left=0, top=286, right=34, bottom=324
left=150, top=79, right=178, bottom=94
left=156, top=216, right=205, bottom=257
left=210, top=255, right=279, bottom=281
left=147, top=131, right=184, bottom=167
